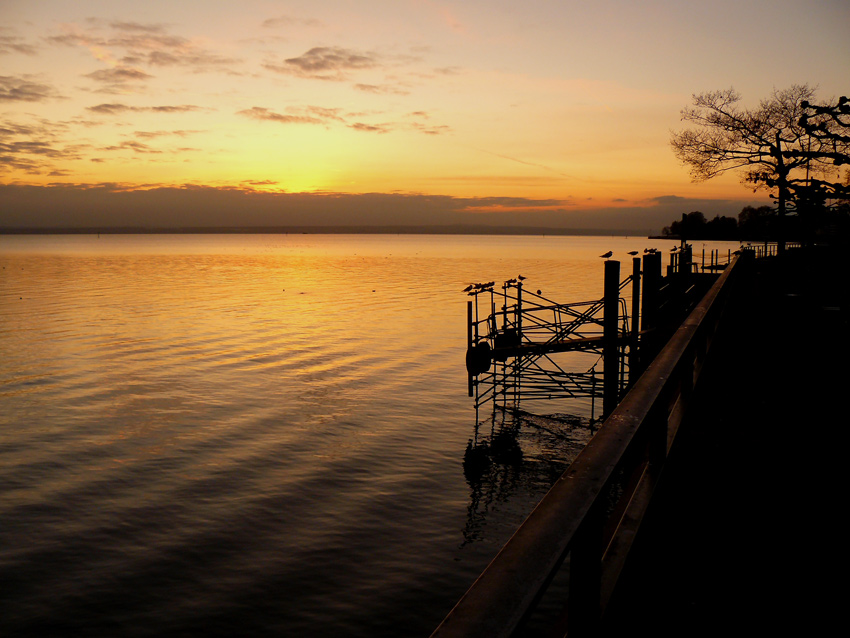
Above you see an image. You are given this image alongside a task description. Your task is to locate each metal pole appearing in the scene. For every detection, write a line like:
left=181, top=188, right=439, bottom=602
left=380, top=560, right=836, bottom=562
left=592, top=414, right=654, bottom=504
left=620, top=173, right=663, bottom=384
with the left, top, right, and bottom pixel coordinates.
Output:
left=467, top=300, right=474, bottom=397
left=516, top=281, right=522, bottom=409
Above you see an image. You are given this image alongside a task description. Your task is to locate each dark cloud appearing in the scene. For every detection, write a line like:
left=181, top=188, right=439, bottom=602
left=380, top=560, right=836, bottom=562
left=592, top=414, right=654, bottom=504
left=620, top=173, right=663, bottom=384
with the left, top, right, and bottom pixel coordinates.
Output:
left=237, top=106, right=326, bottom=126
left=86, top=103, right=133, bottom=114
left=265, top=46, right=379, bottom=80
left=303, top=106, right=345, bottom=121
left=348, top=122, right=392, bottom=134
left=0, top=118, right=86, bottom=175
left=84, top=66, right=154, bottom=86
left=48, top=22, right=241, bottom=74
left=354, top=83, right=410, bottom=96
left=261, top=16, right=323, bottom=29
left=100, top=140, right=161, bottom=154
left=108, top=21, right=167, bottom=33
left=148, top=105, right=203, bottom=113
left=238, top=104, right=448, bottom=136
left=0, top=183, right=773, bottom=234
left=0, top=32, right=38, bottom=56
left=650, top=195, right=689, bottom=205
left=0, top=75, right=62, bottom=102
left=410, top=122, right=451, bottom=135
left=86, top=103, right=203, bottom=114
left=237, top=105, right=348, bottom=126
left=133, top=130, right=203, bottom=139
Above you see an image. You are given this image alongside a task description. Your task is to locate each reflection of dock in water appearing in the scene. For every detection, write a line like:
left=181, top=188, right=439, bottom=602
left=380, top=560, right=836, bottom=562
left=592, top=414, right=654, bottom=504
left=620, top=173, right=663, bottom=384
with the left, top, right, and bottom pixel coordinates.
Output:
left=460, top=409, right=593, bottom=550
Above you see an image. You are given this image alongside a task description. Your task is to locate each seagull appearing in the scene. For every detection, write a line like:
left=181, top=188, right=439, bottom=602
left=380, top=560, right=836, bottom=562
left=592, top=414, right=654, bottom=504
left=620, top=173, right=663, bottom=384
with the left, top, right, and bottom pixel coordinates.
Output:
left=462, top=284, right=475, bottom=292
left=627, top=250, right=639, bottom=256
left=599, top=251, right=613, bottom=259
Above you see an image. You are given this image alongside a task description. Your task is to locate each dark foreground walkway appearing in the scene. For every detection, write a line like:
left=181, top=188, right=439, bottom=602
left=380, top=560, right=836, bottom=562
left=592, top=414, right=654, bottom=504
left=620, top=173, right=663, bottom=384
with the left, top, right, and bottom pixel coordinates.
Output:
left=602, top=247, right=847, bottom=636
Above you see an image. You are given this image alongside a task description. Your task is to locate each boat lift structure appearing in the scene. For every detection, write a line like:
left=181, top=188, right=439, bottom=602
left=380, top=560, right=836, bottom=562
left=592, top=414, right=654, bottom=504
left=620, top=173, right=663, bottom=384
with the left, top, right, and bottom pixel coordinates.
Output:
left=463, top=244, right=731, bottom=439
left=465, top=260, right=636, bottom=430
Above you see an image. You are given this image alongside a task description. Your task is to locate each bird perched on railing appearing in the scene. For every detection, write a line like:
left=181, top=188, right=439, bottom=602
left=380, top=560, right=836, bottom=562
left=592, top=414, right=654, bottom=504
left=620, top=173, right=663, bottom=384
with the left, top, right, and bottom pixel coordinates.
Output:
left=599, top=251, right=613, bottom=259
left=463, top=281, right=495, bottom=293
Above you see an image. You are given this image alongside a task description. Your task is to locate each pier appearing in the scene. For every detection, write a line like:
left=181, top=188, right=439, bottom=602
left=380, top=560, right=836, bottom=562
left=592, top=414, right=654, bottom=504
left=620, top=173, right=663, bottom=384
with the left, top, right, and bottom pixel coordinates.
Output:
left=436, top=244, right=845, bottom=637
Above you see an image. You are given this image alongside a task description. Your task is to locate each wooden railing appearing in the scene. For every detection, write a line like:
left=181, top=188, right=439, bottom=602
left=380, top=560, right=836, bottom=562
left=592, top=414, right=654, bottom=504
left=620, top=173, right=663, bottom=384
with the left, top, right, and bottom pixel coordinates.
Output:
left=432, top=252, right=752, bottom=638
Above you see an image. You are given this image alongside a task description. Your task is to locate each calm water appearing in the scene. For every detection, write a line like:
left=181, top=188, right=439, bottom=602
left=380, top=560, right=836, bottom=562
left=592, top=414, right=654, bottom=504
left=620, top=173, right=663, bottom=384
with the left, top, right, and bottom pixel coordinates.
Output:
left=0, top=233, right=735, bottom=636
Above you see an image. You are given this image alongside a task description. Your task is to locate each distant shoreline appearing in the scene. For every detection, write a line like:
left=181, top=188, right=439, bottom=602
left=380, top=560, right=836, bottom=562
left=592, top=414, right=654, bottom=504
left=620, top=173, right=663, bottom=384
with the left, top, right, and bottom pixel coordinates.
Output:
left=0, top=225, right=658, bottom=237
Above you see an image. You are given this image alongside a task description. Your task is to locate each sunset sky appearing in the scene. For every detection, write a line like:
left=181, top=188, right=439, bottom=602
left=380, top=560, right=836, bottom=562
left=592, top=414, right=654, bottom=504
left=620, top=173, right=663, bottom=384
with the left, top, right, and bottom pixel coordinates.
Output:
left=1, top=0, right=848, bottom=231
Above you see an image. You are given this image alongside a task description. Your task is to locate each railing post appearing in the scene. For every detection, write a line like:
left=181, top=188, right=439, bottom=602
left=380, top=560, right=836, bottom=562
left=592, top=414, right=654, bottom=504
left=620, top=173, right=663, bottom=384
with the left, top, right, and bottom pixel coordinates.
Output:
left=567, top=503, right=604, bottom=635
left=603, top=259, right=620, bottom=417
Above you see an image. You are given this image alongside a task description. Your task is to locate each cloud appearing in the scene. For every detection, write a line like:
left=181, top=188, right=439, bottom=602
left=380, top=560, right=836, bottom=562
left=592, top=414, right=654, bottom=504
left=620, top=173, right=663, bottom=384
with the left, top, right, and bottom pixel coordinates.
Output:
left=0, top=119, right=86, bottom=175
left=261, top=16, right=323, bottom=29
left=0, top=31, right=38, bottom=56
left=238, top=104, right=450, bottom=136
left=0, top=75, right=62, bottom=102
left=48, top=21, right=241, bottom=74
left=100, top=140, right=161, bottom=154
left=0, top=183, right=772, bottom=233
left=237, top=106, right=327, bottom=126
left=108, top=21, right=167, bottom=34
left=265, top=46, right=380, bottom=80
left=410, top=122, right=451, bottom=135
left=650, top=195, right=689, bottom=205
left=84, top=66, right=154, bottom=92
left=133, top=130, right=203, bottom=139
left=86, top=103, right=203, bottom=114
left=348, top=122, right=392, bottom=134
left=354, top=83, right=410, bottom=96
left=85, top=67, right=153, bottom=82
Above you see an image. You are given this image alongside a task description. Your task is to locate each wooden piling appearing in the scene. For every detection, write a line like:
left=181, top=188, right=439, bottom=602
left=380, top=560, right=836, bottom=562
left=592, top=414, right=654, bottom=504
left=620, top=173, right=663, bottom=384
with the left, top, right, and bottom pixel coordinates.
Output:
left=603, top=259, right=620, bottom=417
left=629, top=257, right=641, bottom=383
left=641, top=252, right=661, bottom=359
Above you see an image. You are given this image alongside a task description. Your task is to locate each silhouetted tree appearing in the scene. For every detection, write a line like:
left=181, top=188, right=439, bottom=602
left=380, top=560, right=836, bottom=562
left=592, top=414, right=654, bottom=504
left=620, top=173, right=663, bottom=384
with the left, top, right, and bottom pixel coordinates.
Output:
left=662, top=210, right=737, bottom=240
left=790, top=96, right=850, bottom=241
left=705, top=215, right=738, bottom=239
left=663, top=211, right=705, bottom=239
left=738, top=205, right=775, bottom=240
left=671, top=85, right=848, bottom=247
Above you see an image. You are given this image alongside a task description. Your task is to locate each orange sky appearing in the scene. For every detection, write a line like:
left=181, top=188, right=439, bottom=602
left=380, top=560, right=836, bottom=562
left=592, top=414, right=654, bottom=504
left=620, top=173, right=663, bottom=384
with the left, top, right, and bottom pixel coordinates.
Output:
left=1, top=0, right=848, bottom=230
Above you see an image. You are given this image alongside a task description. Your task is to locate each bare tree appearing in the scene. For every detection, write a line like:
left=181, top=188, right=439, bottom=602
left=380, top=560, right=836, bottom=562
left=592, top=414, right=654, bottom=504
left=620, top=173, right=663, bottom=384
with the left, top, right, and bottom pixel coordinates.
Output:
left=671, top=85, right=848, bottom=248
left=792, top=96, right=850, bottom=213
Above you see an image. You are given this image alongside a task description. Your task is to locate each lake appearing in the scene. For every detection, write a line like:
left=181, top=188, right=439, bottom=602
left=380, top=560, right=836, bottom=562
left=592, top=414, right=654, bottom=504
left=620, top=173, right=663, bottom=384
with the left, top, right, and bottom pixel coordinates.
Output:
left=0, top=233, right=738, bottom=636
